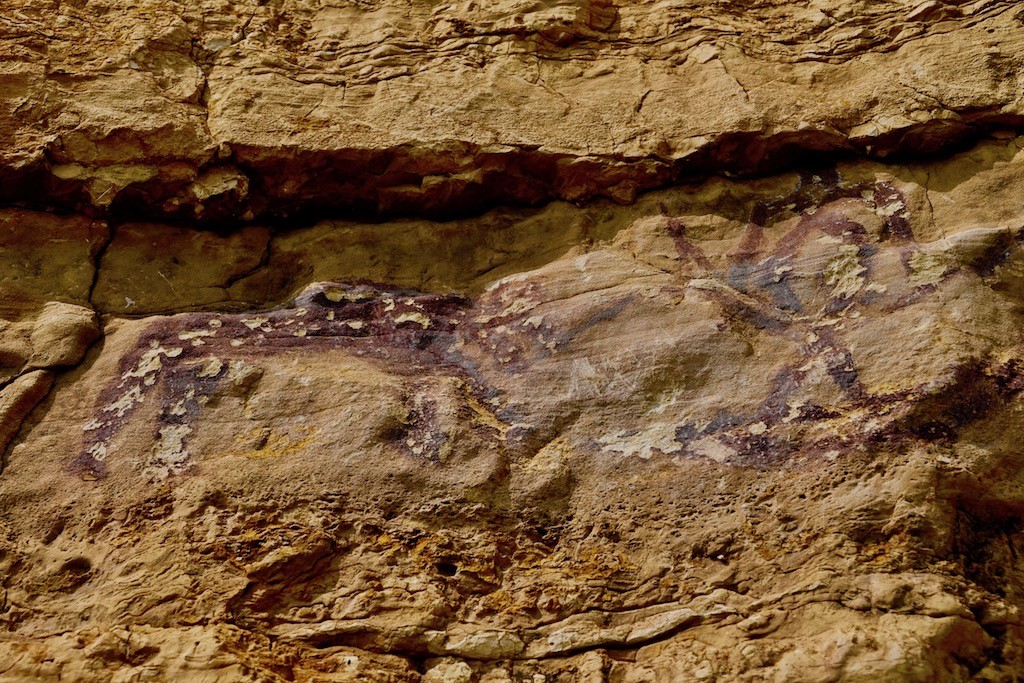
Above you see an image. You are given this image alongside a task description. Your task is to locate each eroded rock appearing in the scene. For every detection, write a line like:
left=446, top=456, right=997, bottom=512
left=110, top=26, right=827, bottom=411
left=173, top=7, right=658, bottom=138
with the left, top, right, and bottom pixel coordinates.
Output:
left=1, top=143, right=1024, bottom=678
left=5, top=2, right=1024, bottom=681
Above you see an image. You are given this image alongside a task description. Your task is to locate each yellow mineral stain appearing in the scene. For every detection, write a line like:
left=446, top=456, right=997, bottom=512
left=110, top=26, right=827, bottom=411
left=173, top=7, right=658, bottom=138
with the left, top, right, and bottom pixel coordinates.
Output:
left=228, top=426, right=317, bottom=459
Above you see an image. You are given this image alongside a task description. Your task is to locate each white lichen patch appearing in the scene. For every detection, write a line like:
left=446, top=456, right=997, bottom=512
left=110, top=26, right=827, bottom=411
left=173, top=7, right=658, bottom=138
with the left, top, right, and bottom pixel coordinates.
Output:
left=689, top=436, right=737, bottom=464
left=597, top=423, right=679, bottom=460
left=241, top=316, right=269, bottom=330
left=476, top=284, right=541, bottom=323
left=86, top=442, right=108, bottom=462
left=824, top=245, right=866, bottom=299
left=103, top=385, right=144, bottom=417
left=227, top=360, right=263, bottom=388
left=148, top=424, right=192, bottom=479
left=773, top=264, right=794, bottom=281
left=783, top=399, right=805, bottom=423
left=876, top=200, right=907, bottom=218
left=169, top=387, right=197, bottom=418
left=324, top=287, right=374, bottom=303
left=197, top=357, right=224, bottom=378
left=121, top=342, right=183, bottom=384
left=178, top=329, right=215, bottom=341
left=908, top=251, right=950, bottom=287
left=405, top=429, right=447, bottom=460
left=873, top=187, right=911, bottom=224
left=394, top=312, right=431, bottom=328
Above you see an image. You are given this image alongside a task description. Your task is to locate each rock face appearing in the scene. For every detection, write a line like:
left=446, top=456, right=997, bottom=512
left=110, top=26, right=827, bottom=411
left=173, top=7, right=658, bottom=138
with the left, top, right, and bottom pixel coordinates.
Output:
left=3, top=2, right=1024, bottom=682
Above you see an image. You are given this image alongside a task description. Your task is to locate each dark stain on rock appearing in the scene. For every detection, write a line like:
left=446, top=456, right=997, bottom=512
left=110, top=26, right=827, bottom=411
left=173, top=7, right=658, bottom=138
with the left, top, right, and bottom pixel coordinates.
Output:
left=732, top=171, right=916, bottom=272
left=797, top=404, right=842, bottom=421
left=728, top=258, right=803, bottom=313
left=665, top=217, right=713, bottom=271
left=75, top=283, right=490, bottom=478
left=702, top=412, right=745, bottom=434
left=873, top=182, right=913, bottom=241
left=390, top=391, right=449, bottom=463
left=726, top=433, right=796, bottom=468
left=809, top=328, right=863, bottom=396
left=705, top=278, right=794, bottom=333
left=731, top=223, right=766, bottom=263
left=901, top=361, right=1021, bottom=442
left=675, top=423, right=699, bottom=443
left=772, top=210, right=866, bottom=258
left=965, top=230, right=1020, bottom=277
left=551, top=294, right=636, bottom=349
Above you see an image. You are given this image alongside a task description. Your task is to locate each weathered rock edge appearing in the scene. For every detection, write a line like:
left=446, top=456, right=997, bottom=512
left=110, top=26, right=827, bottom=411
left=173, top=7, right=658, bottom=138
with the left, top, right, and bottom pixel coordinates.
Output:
left=4, top=0, right=1024, bottom=224
left=6, top=122, right=1023, bottom=227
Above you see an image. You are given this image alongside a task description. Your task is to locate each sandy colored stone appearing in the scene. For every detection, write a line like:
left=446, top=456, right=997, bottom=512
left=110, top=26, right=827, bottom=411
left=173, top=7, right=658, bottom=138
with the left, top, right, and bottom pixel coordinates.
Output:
left=27, top=303, right=100, bottom=370
left=2, top=1, right=1024, bottom=220
left=0, top=209, right=106, bottom=309
left=1, top=143, right=1024, bottom=678
left=5, top=1, right=1024, bottom=681
left=91, top=222, right=271, bottom=314
left=0, top=370, right=53, bottom=467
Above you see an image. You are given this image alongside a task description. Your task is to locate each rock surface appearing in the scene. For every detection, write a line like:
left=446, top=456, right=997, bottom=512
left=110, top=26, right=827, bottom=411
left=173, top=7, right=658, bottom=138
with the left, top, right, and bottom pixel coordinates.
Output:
left=2, top=1, right=1024, bottom=681
left=4, top=0, right=1024, bottom=222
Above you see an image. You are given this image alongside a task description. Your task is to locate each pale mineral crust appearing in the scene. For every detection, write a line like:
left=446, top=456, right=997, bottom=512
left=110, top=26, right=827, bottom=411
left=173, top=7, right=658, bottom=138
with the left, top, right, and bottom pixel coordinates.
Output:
left=2, top=1, right=1024, bottom=682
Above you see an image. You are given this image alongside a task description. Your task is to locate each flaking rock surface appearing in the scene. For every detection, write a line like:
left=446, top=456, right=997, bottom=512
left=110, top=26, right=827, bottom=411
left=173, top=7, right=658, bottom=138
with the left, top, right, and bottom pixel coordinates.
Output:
left=3, top=1, right=1024, bottom=682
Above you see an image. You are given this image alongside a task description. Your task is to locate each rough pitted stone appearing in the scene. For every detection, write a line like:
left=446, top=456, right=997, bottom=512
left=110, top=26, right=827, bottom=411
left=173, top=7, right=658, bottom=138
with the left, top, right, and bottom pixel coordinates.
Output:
left=3, top=1, right=1024, bottom=681
left=3, top=0, right=1024, bottom=221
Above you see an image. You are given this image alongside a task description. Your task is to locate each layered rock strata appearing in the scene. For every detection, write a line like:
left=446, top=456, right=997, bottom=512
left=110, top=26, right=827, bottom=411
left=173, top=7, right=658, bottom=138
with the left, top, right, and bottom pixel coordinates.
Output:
left=4, top=0, right=1024, bottom=222
left=3, top=1, right=1024, bottom=681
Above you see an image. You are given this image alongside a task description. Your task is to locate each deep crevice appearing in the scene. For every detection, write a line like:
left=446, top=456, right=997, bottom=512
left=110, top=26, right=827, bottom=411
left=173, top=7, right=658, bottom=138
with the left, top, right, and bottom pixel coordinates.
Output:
left=3, top=120, right=1022, bottom=233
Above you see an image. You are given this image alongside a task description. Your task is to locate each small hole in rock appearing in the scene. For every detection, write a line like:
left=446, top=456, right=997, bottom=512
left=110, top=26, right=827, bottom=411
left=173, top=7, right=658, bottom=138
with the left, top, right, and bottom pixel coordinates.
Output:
left=61, top=557, right=92, bottom=574
left=437, top=561, right=458, bottom=577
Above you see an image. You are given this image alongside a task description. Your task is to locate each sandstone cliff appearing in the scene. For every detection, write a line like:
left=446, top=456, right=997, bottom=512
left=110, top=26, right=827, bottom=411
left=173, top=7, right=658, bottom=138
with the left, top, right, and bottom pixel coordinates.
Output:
left=2, top=1, right=1024, bottom=681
